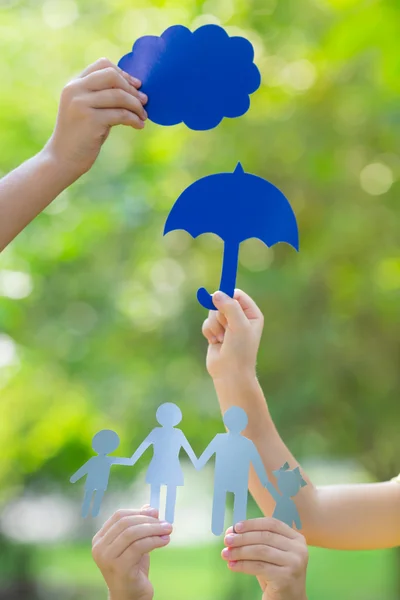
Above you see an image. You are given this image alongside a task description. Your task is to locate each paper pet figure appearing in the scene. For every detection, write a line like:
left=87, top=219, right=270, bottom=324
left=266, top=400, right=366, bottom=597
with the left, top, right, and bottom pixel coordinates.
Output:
left=266, top=462, right=307, bottom=529
left=118, top=24, right=260, bottom=130
left=70, top=429, right=132, bottom=518
left=130, top=402, right=197, bottom=524
left=164, top=163, right=299, bottom=310
left=196, top=406, right=269, bottom=536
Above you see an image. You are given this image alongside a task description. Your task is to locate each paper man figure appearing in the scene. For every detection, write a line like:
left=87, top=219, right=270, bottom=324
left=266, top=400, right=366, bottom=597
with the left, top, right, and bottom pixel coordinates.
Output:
left=70, top=429, right=132, bottom=518
left=266, top=462, right=307, bottom=529
left=130, top=402, right=197, bottom=524
left=196, top=406, right=269, bottom=536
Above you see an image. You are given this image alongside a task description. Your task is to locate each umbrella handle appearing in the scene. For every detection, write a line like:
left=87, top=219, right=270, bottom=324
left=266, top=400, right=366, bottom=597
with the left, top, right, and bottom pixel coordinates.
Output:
left=197, top=241, right=240, bottom=311
left=197, top=287, right=217, bottom=310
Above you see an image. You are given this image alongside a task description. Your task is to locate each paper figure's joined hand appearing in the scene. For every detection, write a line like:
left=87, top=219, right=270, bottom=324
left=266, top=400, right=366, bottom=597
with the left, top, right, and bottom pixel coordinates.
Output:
left=164, top=163, right=299, bottom=310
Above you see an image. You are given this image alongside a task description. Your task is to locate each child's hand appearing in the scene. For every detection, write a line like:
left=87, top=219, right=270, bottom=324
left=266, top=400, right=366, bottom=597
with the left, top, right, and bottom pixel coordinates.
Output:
left=92, top=506, right=172, bottom=600
left=45, top=58, right=148, bottom=183
left=222, top=518, right=308, bottom=600
left=202, top=290, right=264, bottom=381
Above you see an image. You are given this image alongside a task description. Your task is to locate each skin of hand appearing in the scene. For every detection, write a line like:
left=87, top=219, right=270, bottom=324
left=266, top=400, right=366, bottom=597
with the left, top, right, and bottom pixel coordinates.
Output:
left=91, top=506, right=172, bottom=600
left=221, top=518, right=308, bottom=600
left=202, top=289, right=400, bottom=550
left=0, top=57, right=148, bottom=250
left=202, top=289, right=264, bottom=381
left=45, top=57, right=148, bottom=183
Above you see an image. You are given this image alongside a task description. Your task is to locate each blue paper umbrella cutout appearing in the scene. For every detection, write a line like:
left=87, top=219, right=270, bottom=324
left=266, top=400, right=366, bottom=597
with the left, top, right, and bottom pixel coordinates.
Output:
left=164, top=163, right=299, bottom=310
left=118, top=24, right=260, bottom=130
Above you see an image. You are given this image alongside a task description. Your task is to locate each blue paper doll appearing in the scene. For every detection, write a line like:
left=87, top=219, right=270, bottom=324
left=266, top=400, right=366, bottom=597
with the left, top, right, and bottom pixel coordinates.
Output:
left=130, top=403, right=197, bottom=524
left=266, top=462, right=307, bottom=529
left=196, top=406, right=270, bottom=536
left=70, top=429, right=132, bottom=518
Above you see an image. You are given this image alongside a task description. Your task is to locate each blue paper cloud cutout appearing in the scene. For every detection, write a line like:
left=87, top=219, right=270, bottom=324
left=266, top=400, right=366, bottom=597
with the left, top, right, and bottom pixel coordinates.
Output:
left=118, top=24, right=261, bottom=131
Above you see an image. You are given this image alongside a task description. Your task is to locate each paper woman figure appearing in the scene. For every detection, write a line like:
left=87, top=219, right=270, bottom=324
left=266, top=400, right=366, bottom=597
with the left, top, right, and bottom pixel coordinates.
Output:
left=130, top=403, right=197, bottom=524
left=70, top=429, right=132, bottom=518
left=266, top=462, right=307, bottom=529
left=196, top=406, right=269, bottom=536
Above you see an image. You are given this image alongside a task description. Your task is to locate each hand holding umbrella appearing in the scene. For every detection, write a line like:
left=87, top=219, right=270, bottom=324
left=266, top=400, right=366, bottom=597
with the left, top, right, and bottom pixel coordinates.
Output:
left=164, top=163, right=299, bottom=310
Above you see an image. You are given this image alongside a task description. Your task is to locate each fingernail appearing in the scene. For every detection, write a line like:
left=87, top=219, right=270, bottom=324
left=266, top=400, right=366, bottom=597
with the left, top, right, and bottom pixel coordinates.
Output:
left=228, top=561, right=237, bottom=568
left=217, top=334, right=224, bottom=343
left=225, top=534, right=236, bottom=545
left=160, top=534, right=170, bottom=540
left=139, top=91, right=148, bottom=103
left=221, top=547, right=230, bottom=558
left=235, top=522, right=244, bottom=532
left=130, top=75, right=141, bottom=86
left=225, top=526, right=234, bottom=534
left=213, top=291, right=228, bottom=303
left=142, top=109, right=148, bottom=120
left=161, top=521, right=172, bottom=531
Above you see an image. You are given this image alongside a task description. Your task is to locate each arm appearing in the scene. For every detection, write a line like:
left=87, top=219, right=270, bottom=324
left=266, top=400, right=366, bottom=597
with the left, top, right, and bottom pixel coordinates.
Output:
left=0, top=58, right=147, bottom=251
left=250, top=443, right=270, bottom=489
left=70, top=460, right=91, bottom=483
left=180, top=433, right=198, bottom=467
left=203, top=289, right=400, bottom=550
left=112, top=458, right=134, bottom=466
left=130, top=436, right=153, bottom=466
left=196, top=437, right=219, bottom=470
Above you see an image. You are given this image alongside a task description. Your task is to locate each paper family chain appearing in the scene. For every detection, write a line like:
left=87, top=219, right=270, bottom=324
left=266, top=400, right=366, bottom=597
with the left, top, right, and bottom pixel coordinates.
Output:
left=70, top=404, right=306, bottom=536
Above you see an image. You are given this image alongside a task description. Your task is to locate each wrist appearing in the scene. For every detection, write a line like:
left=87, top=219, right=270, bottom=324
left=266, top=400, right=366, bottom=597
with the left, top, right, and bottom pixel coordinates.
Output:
left=212, top=370, right=258, bottom=388
left=41, top=139, right=83, bottom=187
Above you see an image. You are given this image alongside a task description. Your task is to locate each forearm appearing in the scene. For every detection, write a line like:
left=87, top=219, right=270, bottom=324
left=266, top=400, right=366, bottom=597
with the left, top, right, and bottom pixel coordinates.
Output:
left=0, top=148, right=75, bottom=250
left=212, top=374, right=400, bottom=549
left=213, top=375, right=318, bottom=520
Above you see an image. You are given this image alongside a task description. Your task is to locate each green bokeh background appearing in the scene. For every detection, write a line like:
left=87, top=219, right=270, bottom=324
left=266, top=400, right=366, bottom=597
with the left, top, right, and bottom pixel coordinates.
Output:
left=0, top=0, right=399, bottom=598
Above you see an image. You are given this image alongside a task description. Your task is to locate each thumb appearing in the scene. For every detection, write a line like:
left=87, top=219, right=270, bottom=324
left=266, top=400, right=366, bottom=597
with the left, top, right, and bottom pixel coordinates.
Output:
left=212, top=291, right=248, bottom=330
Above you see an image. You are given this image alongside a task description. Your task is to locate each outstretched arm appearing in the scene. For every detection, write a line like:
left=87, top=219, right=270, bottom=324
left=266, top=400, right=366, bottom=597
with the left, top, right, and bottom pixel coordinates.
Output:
left=112, top=457, right=134, bottom=466
left=130, top=435, right=153, bottom=466
left=70, top=460, right=90, bottom=483
left=196, top=436, right=219, bottom=470
left=0, top=58, right=147, bottom=251
left=202, top=289, right=400, bottom=550
left=180, top=433, right=198, bottom=467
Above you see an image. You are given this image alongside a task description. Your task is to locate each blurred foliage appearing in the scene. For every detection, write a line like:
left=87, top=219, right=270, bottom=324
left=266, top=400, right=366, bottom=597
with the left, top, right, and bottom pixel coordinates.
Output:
left=1, top=0, right=400, bottom=598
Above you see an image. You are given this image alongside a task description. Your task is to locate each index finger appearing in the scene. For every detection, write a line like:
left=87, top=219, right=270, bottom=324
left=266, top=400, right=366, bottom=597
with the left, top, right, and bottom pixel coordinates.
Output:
left=78, top=57, right=141, bottom=88
left=93, top=506, right=158, bottom=543
left=231, top=517, right=300, bottom=540
left=233, top=289, right=263, bottom=322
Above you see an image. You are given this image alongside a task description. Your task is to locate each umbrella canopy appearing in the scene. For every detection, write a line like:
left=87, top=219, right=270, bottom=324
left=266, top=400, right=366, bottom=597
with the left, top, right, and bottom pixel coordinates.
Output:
left=164, top=163, right=299, bottom=309
left=164, top=163, right=299, bottom=250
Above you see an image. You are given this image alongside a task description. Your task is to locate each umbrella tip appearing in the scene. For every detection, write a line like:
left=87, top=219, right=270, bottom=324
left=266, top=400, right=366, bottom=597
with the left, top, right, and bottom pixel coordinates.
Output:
left=234, top=162, right=245, bottom=175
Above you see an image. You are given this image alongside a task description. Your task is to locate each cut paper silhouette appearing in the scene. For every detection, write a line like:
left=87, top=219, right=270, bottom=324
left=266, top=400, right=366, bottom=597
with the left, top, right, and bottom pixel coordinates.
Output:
left=265, top=462, right=307, bottom=529
left=164, top=163, right=299, bottom=310
left=130, top=403, right=197, bottom=524
left=118, top=24, right=260, bottom=130
left=196, top=406, right=269, bottom=536
left=70, top=429, right=132, bottom=518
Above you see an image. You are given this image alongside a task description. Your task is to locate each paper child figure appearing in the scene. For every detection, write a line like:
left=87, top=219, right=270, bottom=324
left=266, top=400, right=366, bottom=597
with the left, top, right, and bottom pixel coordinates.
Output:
left=196, top=406, right=269, bottom=536
left=70, top=429, right=132, bottom=518
left=266, top=462, right=307, bottom=529
left=130, top=403, right=197, bottom=524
